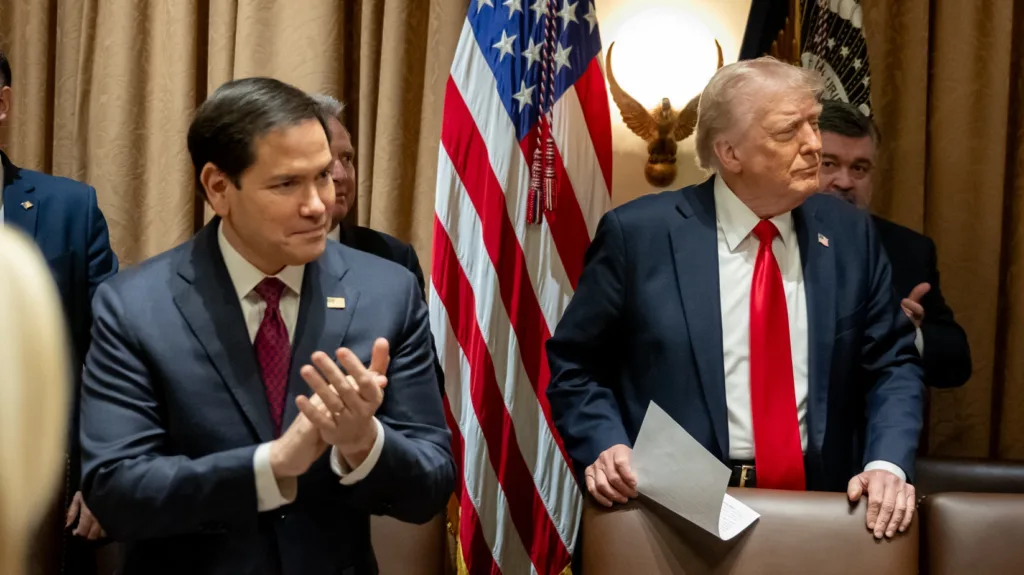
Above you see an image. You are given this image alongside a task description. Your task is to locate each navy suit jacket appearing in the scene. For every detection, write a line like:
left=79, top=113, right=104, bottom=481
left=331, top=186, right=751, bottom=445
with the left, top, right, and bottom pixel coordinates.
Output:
left=547, top=177, right=925, bottom=492
left=338, top=223, right=446, bottom=397
left=339, top=224, right=426, bottom=297
left=873, top=216, right=972, bottom=388
left=1, top=150, right=118, bottom=491
left=80, top=220, right=455, bottom=575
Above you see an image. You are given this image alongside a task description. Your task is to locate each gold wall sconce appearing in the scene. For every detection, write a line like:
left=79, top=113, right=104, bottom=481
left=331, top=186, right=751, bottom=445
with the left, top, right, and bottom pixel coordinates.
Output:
left=606, top=39, right=723, bottom=187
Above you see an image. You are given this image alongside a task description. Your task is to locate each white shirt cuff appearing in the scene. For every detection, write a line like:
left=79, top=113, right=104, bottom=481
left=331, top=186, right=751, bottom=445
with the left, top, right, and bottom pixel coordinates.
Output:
left=329, top=417, right=385, bottom=485
left=254, top=442, right=297, bottom=511
left=914, top=327, right=924, bottom=356
left=864, top=460, right=907, bottom=482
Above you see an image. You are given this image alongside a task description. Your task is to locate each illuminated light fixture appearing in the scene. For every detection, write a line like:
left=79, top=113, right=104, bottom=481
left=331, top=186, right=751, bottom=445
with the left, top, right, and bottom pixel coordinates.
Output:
left=606, top=39, right=723, bottom=187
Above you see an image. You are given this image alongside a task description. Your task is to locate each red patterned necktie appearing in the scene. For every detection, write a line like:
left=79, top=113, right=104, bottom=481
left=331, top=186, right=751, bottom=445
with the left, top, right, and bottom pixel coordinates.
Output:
left=254, top=277, right=290, bottom=437
left=749, top=220, right=806, bottom=490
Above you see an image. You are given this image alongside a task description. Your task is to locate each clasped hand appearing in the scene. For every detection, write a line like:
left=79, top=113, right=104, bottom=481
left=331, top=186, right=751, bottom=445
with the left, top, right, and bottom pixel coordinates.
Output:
left=269, top=338, right=389, bottom=480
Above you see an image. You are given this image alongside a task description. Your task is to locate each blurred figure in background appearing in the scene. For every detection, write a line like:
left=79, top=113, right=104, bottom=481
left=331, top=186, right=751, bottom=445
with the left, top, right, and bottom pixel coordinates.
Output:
left=0, top=227, right=71, bottom=575
left=818, top=99, right=971, bottom=389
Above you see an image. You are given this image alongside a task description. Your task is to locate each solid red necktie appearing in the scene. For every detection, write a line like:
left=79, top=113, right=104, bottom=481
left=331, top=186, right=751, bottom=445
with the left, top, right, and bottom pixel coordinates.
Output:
left=254, top=277, right=290, bottom=437
left=749, top=220, right=806, bottom=490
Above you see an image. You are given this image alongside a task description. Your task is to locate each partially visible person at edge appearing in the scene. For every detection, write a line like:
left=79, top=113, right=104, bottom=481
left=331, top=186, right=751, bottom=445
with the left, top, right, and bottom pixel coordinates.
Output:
left=0, top=49, right=118, bottom=575
left=818, top=99, right=971, bottom=389
left=310, top=93, right=444, bottom=396
left=547, top=57, right=924, bottom=541
left=0, top=227, right=73, bottom=575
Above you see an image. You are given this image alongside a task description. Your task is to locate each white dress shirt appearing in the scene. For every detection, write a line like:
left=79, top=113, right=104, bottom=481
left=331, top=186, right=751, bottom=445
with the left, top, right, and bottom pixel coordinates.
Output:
left=217, top=223, right=385, bottom=512
left=713, top=177, right=905, bottom=480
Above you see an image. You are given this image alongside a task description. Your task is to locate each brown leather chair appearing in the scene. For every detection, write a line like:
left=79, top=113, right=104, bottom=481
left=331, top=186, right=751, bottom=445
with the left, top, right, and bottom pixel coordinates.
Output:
left=915, top=457, right=1024, bottom=496
left=582, top=489, right=918, bottom=574
left=371, top=513, right=448, bottom=575
left=75, top=515, right=449, bottom=575
left=921, top=492, right=1024, bottom=575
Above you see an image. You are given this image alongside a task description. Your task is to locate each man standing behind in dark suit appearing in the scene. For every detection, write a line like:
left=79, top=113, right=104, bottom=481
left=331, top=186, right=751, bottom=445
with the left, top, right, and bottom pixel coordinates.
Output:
left=310, top=93, right=445, bottom=397
left=310, top=94, right=426, bottom=296
left=79, top=77, right=454, bottom=574
left=547, top=57, right=924, bottom=540
left=0, top=49, right=118, bottom=574
left=819, top=99, right=971, bottom=389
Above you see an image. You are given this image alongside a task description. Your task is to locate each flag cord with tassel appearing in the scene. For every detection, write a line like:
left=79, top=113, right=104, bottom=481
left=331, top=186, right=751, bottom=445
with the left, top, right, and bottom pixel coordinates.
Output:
left=527, top=0, right=561, bottom=225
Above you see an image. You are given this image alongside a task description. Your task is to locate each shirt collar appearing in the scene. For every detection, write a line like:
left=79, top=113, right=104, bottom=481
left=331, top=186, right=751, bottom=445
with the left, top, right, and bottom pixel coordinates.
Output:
left=217, top=221, right=305, bottom=301
left=327, top=223, right=341, bottom=243
left=713, top=175, right=794, bottom=252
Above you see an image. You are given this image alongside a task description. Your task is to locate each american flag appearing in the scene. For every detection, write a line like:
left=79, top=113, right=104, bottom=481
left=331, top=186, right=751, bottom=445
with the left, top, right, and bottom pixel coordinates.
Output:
left=429, top=0, right=611, bottom=573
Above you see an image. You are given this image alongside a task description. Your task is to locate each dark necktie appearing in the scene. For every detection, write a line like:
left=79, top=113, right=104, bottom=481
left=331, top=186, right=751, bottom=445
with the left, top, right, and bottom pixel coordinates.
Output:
left=749, top=220, right=806, bottom=490
left=254, top=277, right=290, bottom=437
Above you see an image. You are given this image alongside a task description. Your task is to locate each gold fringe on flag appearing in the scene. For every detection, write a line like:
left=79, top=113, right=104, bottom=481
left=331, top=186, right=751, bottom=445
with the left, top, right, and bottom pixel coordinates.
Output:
left=445, top=493, right=574, bottom=575
left=446, top=494, right=469, bottom=575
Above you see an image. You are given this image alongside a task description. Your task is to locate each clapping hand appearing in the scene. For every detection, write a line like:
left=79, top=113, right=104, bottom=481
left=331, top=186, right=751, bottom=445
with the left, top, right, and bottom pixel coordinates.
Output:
left=297, top=338, right=390, bottom=468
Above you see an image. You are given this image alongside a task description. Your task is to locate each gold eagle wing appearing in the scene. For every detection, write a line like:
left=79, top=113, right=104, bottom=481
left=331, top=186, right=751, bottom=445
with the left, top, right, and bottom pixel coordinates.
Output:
left=605, top=42, right=658, bottom=142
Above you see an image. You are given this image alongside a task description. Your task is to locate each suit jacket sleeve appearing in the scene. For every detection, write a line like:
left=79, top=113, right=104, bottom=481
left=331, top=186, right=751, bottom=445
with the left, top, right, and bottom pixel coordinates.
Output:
left=401, top=242, right=427, bottom=299
left=338, top=276, right=455, bottom=524
left=919, top=237, right=972, bottom=388
left=81, top=283, right=260, bottom=541
left=68, top=185, right=119, bottom=497
left=399, top=243, right=447, bottom=395
left=546, top=211, right=631, bottom=477
left=85, top=186, right=119, bottom=299
left=860, top=223, right=926, bottom=479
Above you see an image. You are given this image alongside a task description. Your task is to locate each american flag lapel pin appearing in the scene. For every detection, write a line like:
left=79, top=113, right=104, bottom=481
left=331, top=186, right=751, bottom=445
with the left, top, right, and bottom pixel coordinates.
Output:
left=20, top=200, right=33, bottom=210
left=818, top=233, right=829, bottom=248
left=326, top=297, right=346, bottom=309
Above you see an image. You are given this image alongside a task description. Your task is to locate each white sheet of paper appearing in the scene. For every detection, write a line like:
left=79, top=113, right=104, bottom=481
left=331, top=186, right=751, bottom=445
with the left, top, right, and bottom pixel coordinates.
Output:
left=631, top=402, right=760, bottom=540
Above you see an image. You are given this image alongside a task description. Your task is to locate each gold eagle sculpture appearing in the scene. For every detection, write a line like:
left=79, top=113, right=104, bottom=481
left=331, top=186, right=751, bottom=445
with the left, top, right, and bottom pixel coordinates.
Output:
left=606, top=39, right=724, bottom=187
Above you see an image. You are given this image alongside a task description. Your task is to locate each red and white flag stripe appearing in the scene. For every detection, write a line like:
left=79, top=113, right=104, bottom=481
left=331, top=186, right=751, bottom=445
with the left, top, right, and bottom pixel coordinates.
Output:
left=431, top=3, right=612, bottom=573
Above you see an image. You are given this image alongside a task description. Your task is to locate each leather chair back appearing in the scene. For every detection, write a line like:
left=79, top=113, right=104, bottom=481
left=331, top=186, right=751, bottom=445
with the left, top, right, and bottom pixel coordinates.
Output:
left=371, top=513, right=448, bottom=575
left=915, top=457, right=1024, bottom=496
left=921, top=492, right=1024, bottom=575
left=582, top=488, right=918, bottom=574
left=55, top=514, right=448, bottom=575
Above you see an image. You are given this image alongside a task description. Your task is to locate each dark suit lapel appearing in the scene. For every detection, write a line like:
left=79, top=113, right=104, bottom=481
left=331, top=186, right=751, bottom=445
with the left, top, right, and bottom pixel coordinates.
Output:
left=2, top=153, right=38, bottom=238
left=281, top=246, right=361, bottom=427
left=172, top=221, right=276, bottom=443
left=669, top=178, right=729, bottom=459
left=795, top=202, right=835, bottom=452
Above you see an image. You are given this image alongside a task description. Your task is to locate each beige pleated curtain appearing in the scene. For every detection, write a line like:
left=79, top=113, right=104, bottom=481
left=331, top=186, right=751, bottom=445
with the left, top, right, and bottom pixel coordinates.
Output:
left=0, top=0, right=470, bottom=267
left=862, top=0, right=1024, bottom=460
left=1, top=0, right=1022, bottom=464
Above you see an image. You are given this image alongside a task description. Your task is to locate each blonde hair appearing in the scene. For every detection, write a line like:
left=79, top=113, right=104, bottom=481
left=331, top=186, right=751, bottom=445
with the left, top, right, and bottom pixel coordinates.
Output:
left=0, top=227, right=70, bottom=575
left=695, top=56, right=824, bottom=170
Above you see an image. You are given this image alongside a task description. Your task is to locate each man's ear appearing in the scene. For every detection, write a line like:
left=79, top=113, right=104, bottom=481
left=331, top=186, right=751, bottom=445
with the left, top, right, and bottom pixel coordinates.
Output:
left=200, top=163, right=233, bottom=217
left=714, top=136, right=742, bottom=175
left=0, top=86, right=12, bottom=124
